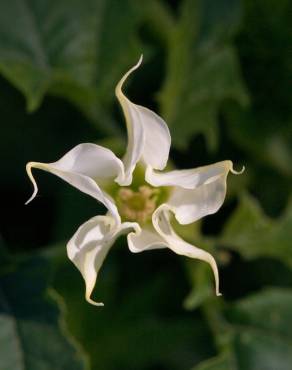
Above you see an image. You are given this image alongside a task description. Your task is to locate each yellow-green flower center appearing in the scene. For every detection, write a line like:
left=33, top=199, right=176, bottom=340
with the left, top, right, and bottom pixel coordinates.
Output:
left=104, top=165, right=171, bottom=225
left=117, top=185, right=158, bottom=224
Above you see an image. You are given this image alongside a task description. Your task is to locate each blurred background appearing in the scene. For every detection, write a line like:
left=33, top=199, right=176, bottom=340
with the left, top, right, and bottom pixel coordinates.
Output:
left=0, top=0, right=292, bottom=369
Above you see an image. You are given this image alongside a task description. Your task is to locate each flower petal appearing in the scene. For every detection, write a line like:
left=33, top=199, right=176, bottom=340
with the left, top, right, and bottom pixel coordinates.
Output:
left=67, top=216, right=138, bottom=306
left=127, top=225, right=168, bottom=253
left=26, top=143, right=124, bottom=222
left=146, top=160, right=233, bottom=189
left=152, top=205, right=221, bottom=296
left=138, top=105, right=171, bottom=170
left=147, top=160, right=237, bottom=225
left=115, top=56, right=171, bottom=185
left=67, top=215, right=116, bottom=306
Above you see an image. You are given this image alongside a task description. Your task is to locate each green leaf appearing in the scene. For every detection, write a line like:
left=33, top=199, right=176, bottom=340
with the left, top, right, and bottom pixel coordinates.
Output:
left=221, top=193, right=292, bottom=267
left=225, top=106, right=292, bottom=177
left=0, top=255, right=87, bottom=370
left=192, top=351, right=234, bottom=370
left=0, top=0, right=146, bottom=132
left=194, top=288, right=292, bottom=370
left=227, top=288, right=292, bottom=341
left=236, top=0, right=292, bottom=121
left=0, top=0, right=95, bottom=111
left=159, top=0, right=249, bottom=151
left=227, top=288, right=292, bottom=370
left=184, top=262, right=214, bottom=311
left=224, top=0, right=292, bottom=176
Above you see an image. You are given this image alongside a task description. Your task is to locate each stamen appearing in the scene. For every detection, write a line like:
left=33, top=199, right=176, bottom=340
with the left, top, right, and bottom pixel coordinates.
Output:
left=117, top=185, right=158, bottom=224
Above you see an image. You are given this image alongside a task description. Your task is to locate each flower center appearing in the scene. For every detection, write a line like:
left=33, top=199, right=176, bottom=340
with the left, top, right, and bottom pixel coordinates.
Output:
left=117, top=185, right=159, bottom=224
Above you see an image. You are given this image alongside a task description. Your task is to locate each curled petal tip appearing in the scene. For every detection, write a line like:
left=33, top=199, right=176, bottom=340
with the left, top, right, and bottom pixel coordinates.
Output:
left=127, top=55, right=143, bottom=74
left=115, top=55, right=144, bottom=97
left=86, top=296, right=104, bottom=307
left=25, top=193, right=36, bottom=205
left=230, top=164, right=245, bottom=175
left=86, top=289, right=105, bottom=307
left=25, top=162, right=39, bottom=205
left=133, top=54, right=143, bottom=70
left=216, top=292, right=223, bottom=297
left=93, top=302, right=105, bottom=307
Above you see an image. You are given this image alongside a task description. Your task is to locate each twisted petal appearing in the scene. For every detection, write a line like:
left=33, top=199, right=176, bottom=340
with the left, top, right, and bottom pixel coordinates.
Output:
left=152, top=205, right=221, bottom=296
left=26, top=143, right=124, bottom=222
left=127, top=225, right=168, bottom=253
left=67, top=215, right=115, bottom=306
left=147, top=160, right=239, bottom=224
left=146, top=160, right=234, bottom=189
left=67, top=216, right=138, bottom=306
left=115, top=56, right=171, bottom=185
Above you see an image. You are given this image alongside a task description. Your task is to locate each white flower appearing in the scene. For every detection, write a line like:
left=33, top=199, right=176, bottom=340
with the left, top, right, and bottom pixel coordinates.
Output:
left=26, top=56, right=243, bottom=306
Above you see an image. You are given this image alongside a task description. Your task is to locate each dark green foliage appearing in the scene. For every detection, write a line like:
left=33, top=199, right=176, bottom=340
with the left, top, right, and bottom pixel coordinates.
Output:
left=0, top=0, right=291, bottom=369
left=0, top=253, right=87, bottom=370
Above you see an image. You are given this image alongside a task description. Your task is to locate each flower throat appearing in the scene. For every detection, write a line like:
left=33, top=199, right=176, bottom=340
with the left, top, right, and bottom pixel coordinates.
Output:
left=108, top=165, right=170, bottom=225
left=117, top=185, right=158, bottom=224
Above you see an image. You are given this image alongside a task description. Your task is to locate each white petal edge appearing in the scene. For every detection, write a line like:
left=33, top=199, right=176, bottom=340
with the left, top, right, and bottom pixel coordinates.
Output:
left=127, top=225, right=168, bottom=253
left=67, top=215, right=139, bottom=306
left=147, top=161, right=244, bottom=225
left=146, top=160, right=235, bottom=189
left=25, top=143, right=124, bottom=222
left=115, top=56, right=171, bottom=185
left=152, top=204, right=221, bottom=296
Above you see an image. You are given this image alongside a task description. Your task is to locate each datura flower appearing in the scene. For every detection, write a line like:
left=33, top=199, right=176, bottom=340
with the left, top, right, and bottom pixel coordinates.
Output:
left=26, top=56, right=243, bottom=306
